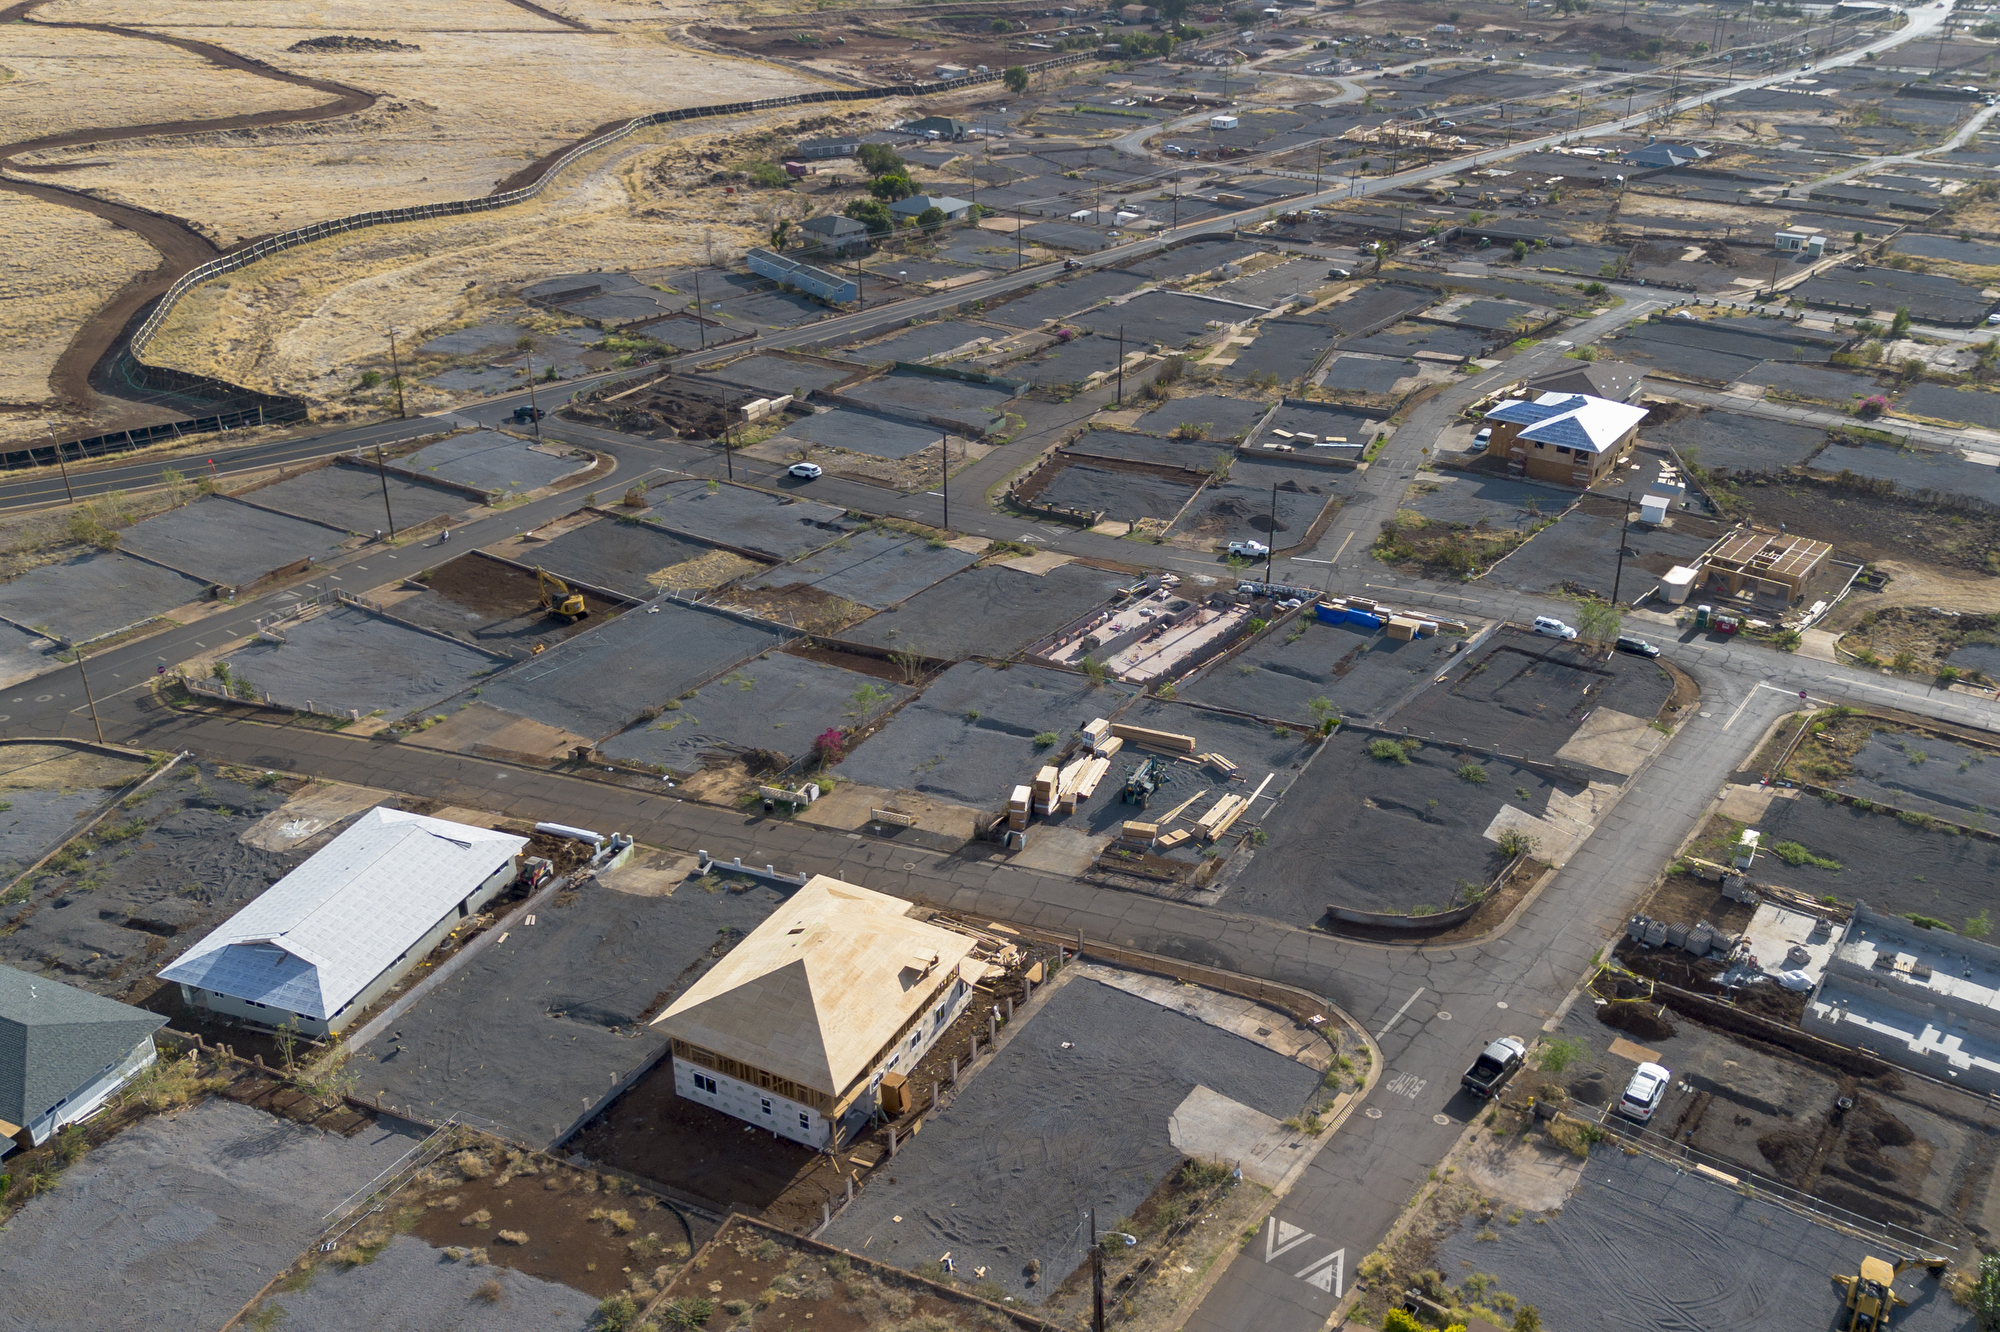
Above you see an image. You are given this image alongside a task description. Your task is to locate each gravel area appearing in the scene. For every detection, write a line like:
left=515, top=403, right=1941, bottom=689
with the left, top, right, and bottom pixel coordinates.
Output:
left=471, top=601, right=787, bottom=741
left=0, top=551, right=208, bottom=643
left=1119, top=238, right=1263, bottom=280
left=835, top=371, right=1018, bottom=436
left=821, top=976, right=1321, bottom=1303
left=1740, top=361, right=1879, bottom=405
left=0, top=1097, right=426, bottom=1332
left=1946, top=639, right=2000, bottom=681
left=695, top=354, right=854, bottom=397
left=839, top=661, right=1135, bottom=807
left=359, top=876, right=791, bottom=1146
left=599, top=651, right=910, bottom=772
left=1231, top=727, right=1575, bottom=920
left=1643, top=407, right=1829, bottom=475
left=700, top=274, right=828, bottom=330
left=1038, top=462, right=1200, bottom=521
left=1431, top=1148, right=1974, bottom=1332
left=250, top=464, right=472, bottom=535
left=0, top=744, right=147, bottom=881
left=1210, top=258, right=1319, bottom=307
left=1532, top=243, right=1638, bottom=278
left=1337, top=322, right=1491, bottom=359
left=1077, top=290, right=1262, bottom=347
left=1403, top=473, right=1570, bottom=527
left=1453, top=298, right=1536, bottom=330
left=1610, top=318, right=1843, bottom=382
left=1808, top=440, right=2000, bottom=508
left=219, top=604, right=501, bottom=719
left=1893, top=232, right=2000, bottom=265
left=1131, top=395, right=1270, bottom=443
left=1389, top=628, right=1672, bottom=768
left=257, top=1236, right=596, bottom=1332
left=1899, top=383, right=2000, bottom=430
left=986, top=271, right=1149, bottom=328
left=1018, top=221, right=1115, bottom=253
left=1063, top=429, right=1232, bottom=468
left=776, top=407, right=946, bottom=459
left=841, top=563, right=1128, bottom=661
left=1319, top=355, right=1409, bottom=393
left=529, top=518, right=717, bottom=599
left=1227, top=318, right=1339, bottom=382
left=399, top=432, right=579, bottom=495
left=120, top=497, right=348, bottom=586
left=1316, top=283, right=1439, bottom=336
left=0, top=761, right=302, bottom=998
left=1835, top=730, right=2000, bottom=822
left=1014, top=333, right=1126, bottom=388
left=1169, top=457, right=1346, bottom=546
left=1182, top=615, right=1454, bottom=723
left=1753, top=794, right=2000, bottom=926
left=1797, top=266, right=1993, bottom=324
left=1485, top=503, right=1716, bottom=595
left=776, top=529, right=978, bottom=608
left=642, top=485, right=847, bottom=562
left=839, top=319, right=1009, bottom=364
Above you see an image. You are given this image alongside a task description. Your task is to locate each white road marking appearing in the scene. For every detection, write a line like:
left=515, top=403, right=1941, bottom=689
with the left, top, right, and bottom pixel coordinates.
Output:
left=1375, top=986, right=1424, bottom=1040
left=1721, top=688, right=1758, bottom=731
left=1265, top=1218, right=1315, bottom=1263
left=1296, top=1249, right=1345, bottom=1295
left=1386, top=1072, right=1427, bottom=1100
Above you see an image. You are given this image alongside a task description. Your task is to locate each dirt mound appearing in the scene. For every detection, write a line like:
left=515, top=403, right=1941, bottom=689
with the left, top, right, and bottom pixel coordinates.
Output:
left=564, top=382, right=731, bottom=439
left=1566, top=1072, right=1611, bottom=1108
left=1596, top=999, right=1677, bottom=1041
left=1841, top=1095, right=1927, bottom=1185
left=1757, top=1127, right=1818, bottom=1181
left=287, top=35, right=422, bottom=53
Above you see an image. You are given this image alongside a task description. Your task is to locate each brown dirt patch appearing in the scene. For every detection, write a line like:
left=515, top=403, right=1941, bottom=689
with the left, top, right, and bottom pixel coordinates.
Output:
left=1836, top=606, right=2000, bottom=679
left=784, top=640, right=923, bottom=684
left=1822, top=557, right=2000, bottom=632
left=564, top=379, right=734, bottom=439
left=1372, top=508, right=1552, bottom=578
left=1720, top=471, right=2000, bottom=575
left=1595, top=999, right=1677, bottom=1042
left=712, top=580, right=872, bottom=635
left=417, top=550, right=624, bottom=625
left=1637, top=869, right=1757, bottom=937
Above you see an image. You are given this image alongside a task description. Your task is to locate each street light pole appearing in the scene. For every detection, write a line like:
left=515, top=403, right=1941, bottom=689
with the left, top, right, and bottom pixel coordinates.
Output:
left=1116, top=325, right=1125, bottom=406
left=941, top=433, right=950, bottom=532
left=525, top=352, right=542, bottom=438
left=47, top=428, right=74, bottom=503
left=1090, top=1208, right=1105, bottom=1332
left=1611, top=491, right=1633, bottom=606
left=387, top=330, right=407, bottom=419
left=374, top=446, right=398, bottom=538
left=695, top=274, right=706, bottom=351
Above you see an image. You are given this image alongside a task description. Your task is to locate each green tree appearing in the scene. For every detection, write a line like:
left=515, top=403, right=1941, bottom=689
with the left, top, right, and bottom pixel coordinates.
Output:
left=844, top=197, right=893, bottom=236
left=1159, top=0, right=1189, bottom=20
left=869, top=171, right=916, bottom=203
left=916, top=205, right=946, bottom=233
left=1003, top=65, right=1031, bottom=94
left=1576, top=599, right=1621, bottom=646
left=1891, top=306, right=1913, bottom=336
left=1513, top=1308, right=1542, bottom=1332
left=1970, top=1253, right=2000, bottom=1331
left=1510, top=239, right=1530, bottom=260
left=856, top=143, right=904, bottom=177
left=769, top=217, right=792, bottom=251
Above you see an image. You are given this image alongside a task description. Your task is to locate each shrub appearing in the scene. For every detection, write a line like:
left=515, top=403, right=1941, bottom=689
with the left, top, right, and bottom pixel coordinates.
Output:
left=475, top=1279, right=505, bottom=1303
left=811, top=727, right=846, bottom=764
left=1535, top=1037, right=1586, bottom=1074
left=1368, top=738, right=1411, bottom=764
left=1770, top=840, right=1842, bottom=870
left=593, top=1294, right=641, bottom=1332
left=662, top=1299, right=716, bottom=1330
left=1496, top=828, right=1540, bottom=859
left=1034, top=731, right=1060, bottom=748
left=1457, top=763, right=1489, bottom=784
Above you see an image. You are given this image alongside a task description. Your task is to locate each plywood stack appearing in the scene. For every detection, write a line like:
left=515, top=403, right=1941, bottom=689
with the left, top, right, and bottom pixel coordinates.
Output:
left=1094, top=735, right=1124, bottom=760
left=1032, top=765, right=1059, bottom=817
left=1202, top=752, right=1239, bottom=778
left=1156, top=828, right=1191, bottom=849
left=1082, top=718, right=1111, bottom=751
left=1073, top=756, right=1112, bottom=802
left=1054, top=755, right=1091, bottom=812
left=1196, top=793, right=1252, bottom=842
left=1112, top=723, right=1197, bottom=754
left=1008, top=784, right=1032, bottom=831
left=1120, top=820, right=1159, bottom=847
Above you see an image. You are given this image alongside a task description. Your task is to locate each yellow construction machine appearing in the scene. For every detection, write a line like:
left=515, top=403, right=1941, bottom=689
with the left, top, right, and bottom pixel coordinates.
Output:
left=1833, top=1254, right=1947, bottom=1330
left=536, top=567, right=587, bottom=621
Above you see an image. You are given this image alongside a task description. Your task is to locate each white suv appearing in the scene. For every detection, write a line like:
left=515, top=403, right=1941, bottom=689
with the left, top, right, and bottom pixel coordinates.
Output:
left=1532, top=615, right=1578, bottom=641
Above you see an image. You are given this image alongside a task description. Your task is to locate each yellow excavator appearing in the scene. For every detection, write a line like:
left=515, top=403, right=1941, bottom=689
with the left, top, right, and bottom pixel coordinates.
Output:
left=536, top=567, right=587, bottom=622
left=1833, top=1255, right=1948, bottom=1330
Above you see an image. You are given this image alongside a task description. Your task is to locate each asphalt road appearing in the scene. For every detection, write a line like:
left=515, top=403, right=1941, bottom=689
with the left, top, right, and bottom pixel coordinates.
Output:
left=0, top=10, right=1976, bottom=1330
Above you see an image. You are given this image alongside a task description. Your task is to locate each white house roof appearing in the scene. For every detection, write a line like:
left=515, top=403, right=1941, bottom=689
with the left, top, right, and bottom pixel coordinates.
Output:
left=652, top=875, right=978, bottom=1099
left=1488, top=391, right=1647, bottom=455
left=159, top=808, right=525, bottom=1020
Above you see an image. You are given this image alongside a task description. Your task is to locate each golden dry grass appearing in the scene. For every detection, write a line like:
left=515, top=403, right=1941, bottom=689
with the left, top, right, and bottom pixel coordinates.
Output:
left=0, top=191, right=157, bottom=411
left=0, top=23, right=327, bottom=143
left=40, top=0, right=559, bottom=29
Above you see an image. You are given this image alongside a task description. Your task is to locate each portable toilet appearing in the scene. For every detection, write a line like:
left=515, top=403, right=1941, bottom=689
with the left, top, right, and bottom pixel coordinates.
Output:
left=1694, top=603, right=1712, bottom=630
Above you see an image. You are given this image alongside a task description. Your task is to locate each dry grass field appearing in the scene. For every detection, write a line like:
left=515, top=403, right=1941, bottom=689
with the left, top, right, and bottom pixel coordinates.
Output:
left=0, top=24, right=328, bottom=143
left=0, top=191, right=159, bottom=433
left=39, top=0, right=565, bottom=30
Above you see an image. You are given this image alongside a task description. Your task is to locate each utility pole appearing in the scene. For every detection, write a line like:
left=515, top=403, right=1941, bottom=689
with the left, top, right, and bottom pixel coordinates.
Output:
left=71, top=648, right=104, bottom=744
left=941, top=433, right=950, bottom=532
left=1611, top=491, right=1633, bottom=605
left=1090, top=1209, right=1105, bottom=1332
left=387, top=330, right=407, bottom=419
left=695, top=274, right=706, bottom=351
left=1266, top=482, right=1278, bottom=584
left=1116, top=325, right=1125, bottom=406
left=720, top=390, right=733, bottom=480
left=525, top=352, right=542, bottom=438
left=374, top=446, right=398, bottom=538
left=46, top=428, right=74, bottom=504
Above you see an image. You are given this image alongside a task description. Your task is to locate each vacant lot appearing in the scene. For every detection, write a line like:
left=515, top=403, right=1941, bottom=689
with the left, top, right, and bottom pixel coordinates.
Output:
left=0, top=742, right=148, bottom=883
left=639, top=484, right=846, bottom=563
left=766, top=529, right=978, bottom=610
left=0, top=1096, right=425, bottom=1332
left=843, top=562, right=1130, bottom=662
left=387, top=552, right=622, bottom=656
left=1182, top=615, right=1449, bottom=724
left=527, top=516, right=724, bottom=600
left=0, top=550, right=207, bottom=644
left=1749, top=792, right=2000, bottom=931
left=218, top=603, right=504, bottom=719
left=1644, top=406, right=1828, bottom=477
left=822, top=975, right=1321, bottom=1303
left=248, top=1236, right=596, bottom=1332
left=120, top=496, right=349, bottom=587
left=245, top=463, right=470, bottom=535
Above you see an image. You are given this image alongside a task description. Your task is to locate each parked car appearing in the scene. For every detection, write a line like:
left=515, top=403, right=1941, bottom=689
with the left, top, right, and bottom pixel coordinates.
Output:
left=1226, top=539, right=1270, bottom=557
left=1532, top=615, right=1578, bottom=641
left=1474, top=426, right=1493, bottom=444
left=1328, top=266, right=1352, bottom=278
left=1618, top=1061, right=1672, bottom=1121
left=787, top=462, right=823, bottom=479
left=1616, top=634, right=1660, bottom=658
left=512, top=405, right=546, bottom=423
left=1986, top=312, right=2000, bottom=326
left=1461, top=1036, right=1527, bottom=1098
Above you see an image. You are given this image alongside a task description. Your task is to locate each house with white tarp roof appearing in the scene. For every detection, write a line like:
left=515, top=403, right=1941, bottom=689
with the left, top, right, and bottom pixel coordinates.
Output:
left=159, top=808, right=526, bottom=1037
